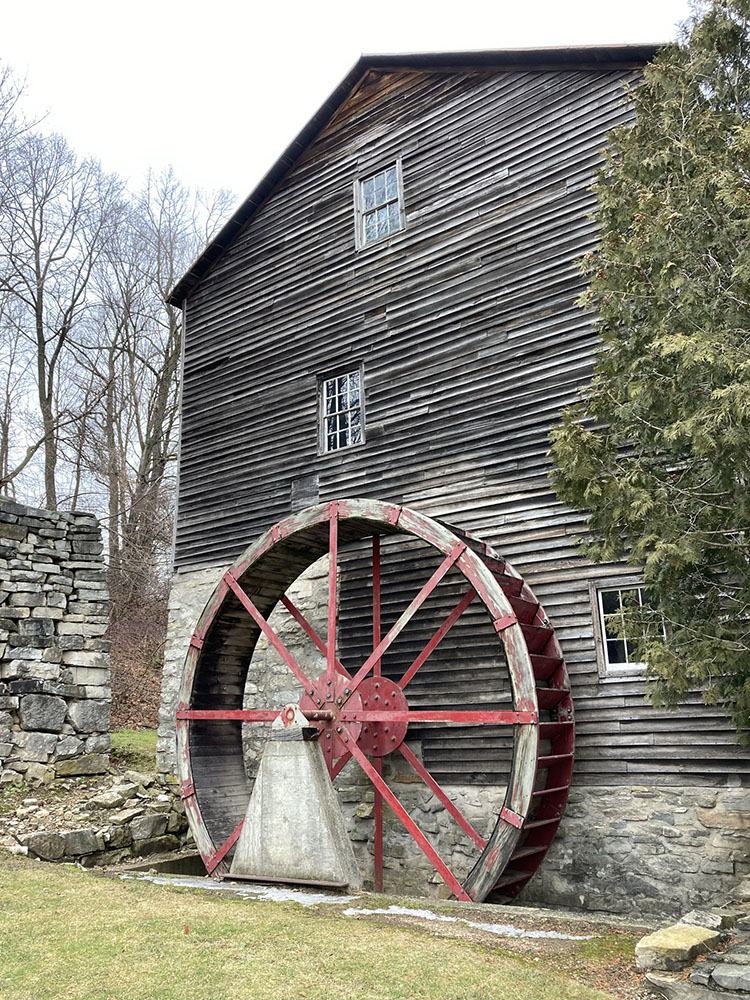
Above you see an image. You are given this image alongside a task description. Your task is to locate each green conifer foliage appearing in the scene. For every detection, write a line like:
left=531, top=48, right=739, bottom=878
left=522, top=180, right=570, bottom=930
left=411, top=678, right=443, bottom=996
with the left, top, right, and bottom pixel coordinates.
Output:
left=550, top=1, right=750, bottom=736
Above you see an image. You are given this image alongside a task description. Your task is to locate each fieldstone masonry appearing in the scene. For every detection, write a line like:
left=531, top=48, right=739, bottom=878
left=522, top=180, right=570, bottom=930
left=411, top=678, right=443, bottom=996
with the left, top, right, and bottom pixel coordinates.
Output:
left=160, top=561, right=750, bottom=918
left=0, top=497, right=111, bottom=784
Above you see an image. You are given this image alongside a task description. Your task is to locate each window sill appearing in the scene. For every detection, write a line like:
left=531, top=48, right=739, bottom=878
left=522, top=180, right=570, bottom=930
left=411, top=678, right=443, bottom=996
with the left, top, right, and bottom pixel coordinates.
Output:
left=599, top=669, right=647, bottom=683
left=317, top=440, right=367, bottom=459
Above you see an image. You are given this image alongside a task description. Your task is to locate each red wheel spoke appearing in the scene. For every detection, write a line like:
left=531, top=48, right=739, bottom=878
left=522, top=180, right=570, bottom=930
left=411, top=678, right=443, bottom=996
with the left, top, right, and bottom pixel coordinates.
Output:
left=205, top=819, right=244, bottom=875
left=372, top=535, right=381, bottom=678
left=340, top=709, right=537, bottom=724
left=280, top=595, right=351, bottom=679
left=398, top=743, right=486, bottom=851
left=348, top=541, right=466, bottom=694
left=331, top=751, right=352, bottom=779
left=342, top=726, right=471, bottom=902
left=374, top=755, right=384, bottom=892
left=177, top=709, right=335, bottom=722
left=398, top=587, right=477, bottom=690
left=224, top=573, right=314, bottom=693
left=327, top=500, right=338, bottom=684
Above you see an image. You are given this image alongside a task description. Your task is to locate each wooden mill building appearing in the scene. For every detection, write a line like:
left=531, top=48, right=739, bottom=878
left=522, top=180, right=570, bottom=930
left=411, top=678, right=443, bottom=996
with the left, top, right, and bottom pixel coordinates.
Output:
left=159, top=46, right=750, bottom=917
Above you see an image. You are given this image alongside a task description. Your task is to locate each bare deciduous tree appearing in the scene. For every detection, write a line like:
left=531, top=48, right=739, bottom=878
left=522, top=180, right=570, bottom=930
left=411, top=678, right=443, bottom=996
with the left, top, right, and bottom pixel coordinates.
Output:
left=0, top=129, right=122, bottom=507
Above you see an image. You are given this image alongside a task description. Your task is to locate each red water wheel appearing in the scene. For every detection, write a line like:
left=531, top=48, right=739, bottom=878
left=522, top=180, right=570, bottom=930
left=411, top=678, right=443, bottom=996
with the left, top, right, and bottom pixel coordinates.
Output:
left=176, top=499, right=574, bottom=903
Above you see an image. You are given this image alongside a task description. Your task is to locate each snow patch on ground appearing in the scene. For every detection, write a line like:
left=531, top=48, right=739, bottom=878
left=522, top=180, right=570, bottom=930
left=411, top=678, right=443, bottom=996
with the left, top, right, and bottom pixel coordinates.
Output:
left=342, top=904, right=594, bottom=940
left=118, top=872, right=354, bottom=907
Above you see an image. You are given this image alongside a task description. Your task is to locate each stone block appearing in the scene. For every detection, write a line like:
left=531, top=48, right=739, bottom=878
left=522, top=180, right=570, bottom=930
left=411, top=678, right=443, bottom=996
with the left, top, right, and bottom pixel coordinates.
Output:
left=109, top=806, right=146, bottom=825
left=65, top=667, right=110, bottom=687
left=8, top=592, right=45, bottom=608
left=106, top=824, right=133, bottom=849
left=711, top=964, right=750, bottom=992
left=1, top=524, right=27, bottom=541
left=90, top=788, right=127, bottom=810
left=636, top=925, right=722, bottom=970
left=18, top=694, right=67, bottom=732
left=24, top=762, right=54, bottom=784
left=30, top=607, right=63, bottom=620
left=11, top=647, right=42, bottom=660
left=55, top=735, right=84, bottom=759
left=91, top=783, right=137, bottom=809
left=21, top=830, right=66, bottom=860
left=130, top=813, right=168, bottom=840
left=681, top=909, right=735, bottom=930
left=66, top=699, right=109, bottom=733
left=132, top=834, right=180, bottom=857
left=167, top=812, right=188, bottom=834
left=12, top=730, right=57, bottom=761
left=55, top=753, right=108, bottom=776
left=61, top=650, right=109, bottom=669
left=698, top=809, right=750, bottom=831
left=63, top=828, right=99, bottom=856
left=123, top=769, right=154, bottom=787
left=85, top=734, right=111, bottom=754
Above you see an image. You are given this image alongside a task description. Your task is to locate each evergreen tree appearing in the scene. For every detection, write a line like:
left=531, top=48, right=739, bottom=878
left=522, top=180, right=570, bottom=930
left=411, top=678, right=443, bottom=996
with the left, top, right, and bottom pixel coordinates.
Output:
left=549, top=0, right=750, bottom=736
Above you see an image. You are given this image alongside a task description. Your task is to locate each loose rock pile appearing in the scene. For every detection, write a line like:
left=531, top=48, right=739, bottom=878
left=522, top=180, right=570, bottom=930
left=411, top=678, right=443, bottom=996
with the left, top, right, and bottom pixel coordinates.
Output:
left=638, top=879, right=750, bottom=997
left=0, top=768, right=191, bottom=866
left=0, top=498, right=111, bottom=784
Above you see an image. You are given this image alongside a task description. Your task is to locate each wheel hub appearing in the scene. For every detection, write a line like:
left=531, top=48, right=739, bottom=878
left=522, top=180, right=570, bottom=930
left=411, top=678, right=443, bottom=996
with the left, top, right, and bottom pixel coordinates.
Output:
left=356, top=677, right=408, bottom=756
left=299, top=672, right=362, bottom=759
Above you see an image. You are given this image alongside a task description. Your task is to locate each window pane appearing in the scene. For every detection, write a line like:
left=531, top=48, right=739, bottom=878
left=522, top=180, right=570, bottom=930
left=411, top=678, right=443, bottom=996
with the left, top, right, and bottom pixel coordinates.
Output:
left=388, top=200, right=401, bottom=232
left=374, top=172, right=386, bottom=206
left=364, top=211, right=377, bottom=242
left=625, top=639, right=641, bottom=663
left=385, top=166, right=398, bottom=200
left=362, top=177, right=376, bottom=211
left=349, top=382, right=360, bottom=407
left=607, top=639, right=626, bottom=664
left=600, top=590, right=620, bottom=615
left=377, top=206, right=389, bottom=237
left=602, top=613, right=622, bottom=642
left=327, top=432, right=337, bottom=451
left=351, top=410, right=363, bottom=444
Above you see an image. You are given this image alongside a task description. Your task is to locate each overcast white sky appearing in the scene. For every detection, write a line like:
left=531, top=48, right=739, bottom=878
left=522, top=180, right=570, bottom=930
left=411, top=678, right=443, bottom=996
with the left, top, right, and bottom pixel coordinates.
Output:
left=3, top=0, right=692, bottom=206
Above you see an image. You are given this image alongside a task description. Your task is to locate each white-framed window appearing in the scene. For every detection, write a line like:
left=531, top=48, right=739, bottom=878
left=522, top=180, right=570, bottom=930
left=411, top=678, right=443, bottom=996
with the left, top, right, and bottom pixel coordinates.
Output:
left=319, top=367, right=365, bottom=453
left=591, top=577, right=665, bottom=677
left=354, top=161, right=404, bottom=248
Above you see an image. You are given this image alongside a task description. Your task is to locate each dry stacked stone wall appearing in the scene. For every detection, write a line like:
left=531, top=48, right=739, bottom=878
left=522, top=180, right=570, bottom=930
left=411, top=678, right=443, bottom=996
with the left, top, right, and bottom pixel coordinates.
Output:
left=0, top=497, right=111, bottom=784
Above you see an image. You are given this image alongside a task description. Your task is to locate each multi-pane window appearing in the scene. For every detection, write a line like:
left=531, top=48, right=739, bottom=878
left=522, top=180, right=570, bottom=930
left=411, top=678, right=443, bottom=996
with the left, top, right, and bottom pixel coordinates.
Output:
left=321, top=369, right=364, bottom=453
left=597, top=585, right=664, bottom=672
left=356, top=163, right=403, bottom=246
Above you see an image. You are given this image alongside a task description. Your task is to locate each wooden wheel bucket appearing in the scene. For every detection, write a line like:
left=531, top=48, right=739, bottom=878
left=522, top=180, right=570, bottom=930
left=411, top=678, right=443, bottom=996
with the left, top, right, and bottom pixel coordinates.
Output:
left=176, top=499, right=574, bottom=902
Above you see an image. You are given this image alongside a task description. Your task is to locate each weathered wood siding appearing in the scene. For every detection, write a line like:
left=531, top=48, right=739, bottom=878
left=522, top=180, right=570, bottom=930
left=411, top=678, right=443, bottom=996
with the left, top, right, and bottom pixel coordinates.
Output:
left=176, top=65, right=750, bottom=787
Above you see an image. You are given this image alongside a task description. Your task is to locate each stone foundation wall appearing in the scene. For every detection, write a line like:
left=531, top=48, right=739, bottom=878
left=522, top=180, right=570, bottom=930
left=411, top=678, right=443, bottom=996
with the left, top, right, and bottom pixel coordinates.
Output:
left=0, top=498, right=111, bottom=784
left=522, top=784, right=750, bottom=918
left=160, top=562, right=748, bottom=918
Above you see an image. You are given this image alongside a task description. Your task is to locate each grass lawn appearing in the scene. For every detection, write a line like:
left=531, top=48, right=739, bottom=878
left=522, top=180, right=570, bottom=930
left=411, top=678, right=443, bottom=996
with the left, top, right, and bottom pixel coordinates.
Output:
left=0, top=856, right=630, bottom=1000
left=109, top=728, right=158, bottom=771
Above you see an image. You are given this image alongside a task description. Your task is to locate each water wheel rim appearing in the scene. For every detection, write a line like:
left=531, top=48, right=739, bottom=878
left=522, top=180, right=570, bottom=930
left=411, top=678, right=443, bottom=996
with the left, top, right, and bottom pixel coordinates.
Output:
left=176, top=498, right=572, bottom=902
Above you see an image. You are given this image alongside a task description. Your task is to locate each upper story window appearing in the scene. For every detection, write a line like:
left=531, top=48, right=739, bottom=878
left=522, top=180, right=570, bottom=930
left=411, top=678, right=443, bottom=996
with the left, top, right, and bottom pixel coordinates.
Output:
left=355, top=162, right=404, bottom=248
left=594, top=583, right=665, bottom=676
left=320, top=368, right=364, bottom=453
